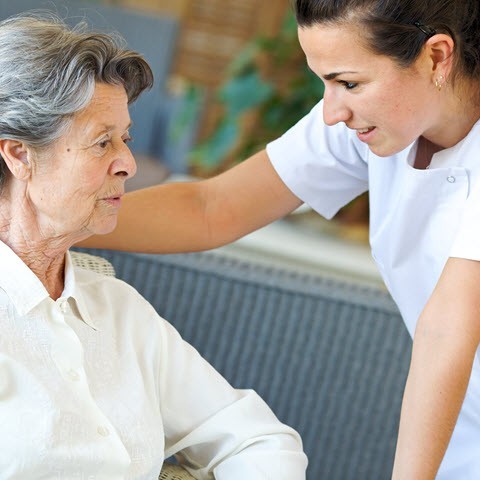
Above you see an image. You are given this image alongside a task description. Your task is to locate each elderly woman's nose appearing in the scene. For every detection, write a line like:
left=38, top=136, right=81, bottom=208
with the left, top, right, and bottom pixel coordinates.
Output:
left=112, top=144, right=137, bottom=178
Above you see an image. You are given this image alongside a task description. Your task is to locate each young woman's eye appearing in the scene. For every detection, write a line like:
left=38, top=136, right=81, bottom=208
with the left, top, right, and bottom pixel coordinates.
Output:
left=340, top=81, right=358, bottom=90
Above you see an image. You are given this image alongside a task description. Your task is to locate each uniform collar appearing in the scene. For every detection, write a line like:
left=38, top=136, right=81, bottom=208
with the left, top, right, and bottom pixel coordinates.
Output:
left=0, top=240, right=97, bottom=329
left=407, top=118, right=480, bottom=169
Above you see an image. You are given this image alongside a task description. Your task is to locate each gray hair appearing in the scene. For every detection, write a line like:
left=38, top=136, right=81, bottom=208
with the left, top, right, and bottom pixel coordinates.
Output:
left=0, top=11, right=153, bottom=188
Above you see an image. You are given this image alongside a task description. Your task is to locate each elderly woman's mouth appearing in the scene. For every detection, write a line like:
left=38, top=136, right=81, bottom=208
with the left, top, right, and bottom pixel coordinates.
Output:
left=102, top=194, right=123, bottom=207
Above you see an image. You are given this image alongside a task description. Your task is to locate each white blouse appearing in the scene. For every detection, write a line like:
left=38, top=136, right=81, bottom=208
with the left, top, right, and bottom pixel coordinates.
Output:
left=267, top=99, right=480, bottom=479
left=0, top=241, right=307, bottom=479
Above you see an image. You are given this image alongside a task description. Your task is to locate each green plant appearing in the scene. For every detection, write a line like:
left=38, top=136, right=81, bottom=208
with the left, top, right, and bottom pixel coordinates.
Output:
left=173, top=10, right=369, bottom=231
left=188, top=10, right=325, bottom=171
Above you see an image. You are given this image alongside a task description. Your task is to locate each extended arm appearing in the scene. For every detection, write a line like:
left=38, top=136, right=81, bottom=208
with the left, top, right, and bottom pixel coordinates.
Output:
left=79, top=150, right=302, bottom=253
left=392, top=257, right=480, bottom=479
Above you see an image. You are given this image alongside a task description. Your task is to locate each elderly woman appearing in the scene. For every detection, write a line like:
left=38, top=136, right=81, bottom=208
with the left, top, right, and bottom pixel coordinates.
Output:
left=0, top=13, right=307, bottom=480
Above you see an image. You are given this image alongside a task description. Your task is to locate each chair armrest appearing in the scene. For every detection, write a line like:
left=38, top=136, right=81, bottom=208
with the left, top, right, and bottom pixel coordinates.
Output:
left=159, top=462, right=196, bottom=480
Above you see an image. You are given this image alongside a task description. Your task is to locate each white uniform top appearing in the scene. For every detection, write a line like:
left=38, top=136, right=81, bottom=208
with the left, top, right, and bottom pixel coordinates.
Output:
left=267, top=99, right=480, bottom=479
left=0, top=241, right=307, bottom=479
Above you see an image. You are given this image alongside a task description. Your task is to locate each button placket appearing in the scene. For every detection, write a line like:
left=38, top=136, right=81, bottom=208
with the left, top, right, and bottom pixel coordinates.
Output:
left=48, top=301, right=85, bottom=386
left=44, top=301, right=129, bottom=462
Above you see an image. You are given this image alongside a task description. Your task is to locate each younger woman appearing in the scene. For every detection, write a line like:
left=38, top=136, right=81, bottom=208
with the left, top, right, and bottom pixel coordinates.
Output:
left=85, top=1, right=480, bottom=477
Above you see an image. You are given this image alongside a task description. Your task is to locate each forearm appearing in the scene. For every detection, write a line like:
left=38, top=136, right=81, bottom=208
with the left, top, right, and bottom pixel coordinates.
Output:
left=392, top=258, right=480, bottom=479
left=78, top=181, right=219, bottom=253
left=392, top=330, right=475, bottom=479
left=78, top=150, right=301, bottom=254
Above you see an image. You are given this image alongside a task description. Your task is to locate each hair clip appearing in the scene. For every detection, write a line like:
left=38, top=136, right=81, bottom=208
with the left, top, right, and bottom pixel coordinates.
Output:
left=414, top=21, right=437, bottom=38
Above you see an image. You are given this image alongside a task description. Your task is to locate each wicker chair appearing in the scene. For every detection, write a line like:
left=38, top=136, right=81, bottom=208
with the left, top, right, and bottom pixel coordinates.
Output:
left=70, top=251, right=196, bottom=480
left=159, top=463, right=196, bottom=480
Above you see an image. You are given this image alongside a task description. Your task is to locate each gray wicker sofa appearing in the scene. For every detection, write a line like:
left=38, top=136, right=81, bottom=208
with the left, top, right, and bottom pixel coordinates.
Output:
left=75, top=248, right=412, bottom=480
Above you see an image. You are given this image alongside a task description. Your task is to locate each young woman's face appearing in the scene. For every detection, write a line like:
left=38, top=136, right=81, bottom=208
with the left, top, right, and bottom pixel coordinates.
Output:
left=298, top=24, right=439, bottom=157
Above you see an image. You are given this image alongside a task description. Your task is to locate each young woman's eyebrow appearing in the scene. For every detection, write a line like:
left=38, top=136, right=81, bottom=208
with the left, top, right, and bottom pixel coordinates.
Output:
left=306, top=64, right=358, bottom=81
left=323, top=71, right=357, bottom=81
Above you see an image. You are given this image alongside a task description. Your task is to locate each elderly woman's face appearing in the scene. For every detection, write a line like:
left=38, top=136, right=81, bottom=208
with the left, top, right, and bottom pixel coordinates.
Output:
left=30, top=83, right=136, bottom=239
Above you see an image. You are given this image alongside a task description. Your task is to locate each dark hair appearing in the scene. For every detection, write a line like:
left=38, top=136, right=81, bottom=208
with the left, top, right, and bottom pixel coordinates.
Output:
left=295, top=0, right=480, bottom=79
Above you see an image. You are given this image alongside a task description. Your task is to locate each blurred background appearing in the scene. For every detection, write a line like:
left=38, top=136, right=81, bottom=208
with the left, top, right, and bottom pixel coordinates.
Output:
left=0, top=0, right=380, bottom=286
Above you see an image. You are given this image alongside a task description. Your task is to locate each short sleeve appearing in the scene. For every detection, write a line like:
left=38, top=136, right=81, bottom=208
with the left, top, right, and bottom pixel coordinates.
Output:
left=450, top=180, right=480, bottom=260
left=266, top=99, right=370, bottom=219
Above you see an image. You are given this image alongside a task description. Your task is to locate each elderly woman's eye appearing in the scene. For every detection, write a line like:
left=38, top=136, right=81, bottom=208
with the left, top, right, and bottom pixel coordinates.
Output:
left=97, top=139, right=110, bottom=149
left=123, top=135, right=133, bottom=144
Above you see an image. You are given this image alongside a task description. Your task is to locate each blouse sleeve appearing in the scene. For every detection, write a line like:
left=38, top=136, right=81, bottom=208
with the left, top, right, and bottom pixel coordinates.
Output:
left=266, top=99, right=370, bottom=219
left=156, top=315, right=307, bottom=480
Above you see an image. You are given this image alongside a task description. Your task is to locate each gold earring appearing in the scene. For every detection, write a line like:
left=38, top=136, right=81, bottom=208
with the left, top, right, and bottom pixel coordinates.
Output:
left=435, top=75, right=444, bottom=91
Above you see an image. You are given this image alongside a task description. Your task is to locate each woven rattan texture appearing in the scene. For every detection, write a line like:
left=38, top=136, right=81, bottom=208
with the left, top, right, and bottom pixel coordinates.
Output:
left=158, top=463, right=195, bottom=480
left=70, top=251, right=116, bottom=277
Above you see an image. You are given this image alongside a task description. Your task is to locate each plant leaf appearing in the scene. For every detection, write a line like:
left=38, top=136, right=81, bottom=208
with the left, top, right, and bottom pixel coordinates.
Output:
left=218, top=72, right=274, bottom=116
left=189, top=119, right=239, bottom=168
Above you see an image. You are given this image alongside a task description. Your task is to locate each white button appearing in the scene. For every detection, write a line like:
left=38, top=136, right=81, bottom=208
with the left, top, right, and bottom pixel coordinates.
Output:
left=67, top=369, right=79, bottom=381
left=97, top=426, right=110, bottom=437
left=59, top=300, right=68, bottom=313
left=447, top=176, right=456, bottom=183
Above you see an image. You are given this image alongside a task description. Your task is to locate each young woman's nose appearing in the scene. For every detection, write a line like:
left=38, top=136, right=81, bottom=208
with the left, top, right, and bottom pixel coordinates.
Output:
left=322, top=88, right=352, bottom=126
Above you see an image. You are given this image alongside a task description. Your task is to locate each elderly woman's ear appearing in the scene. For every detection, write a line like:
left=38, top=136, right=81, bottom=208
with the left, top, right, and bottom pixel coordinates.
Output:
left=0, top=139, right=31, bottom=181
